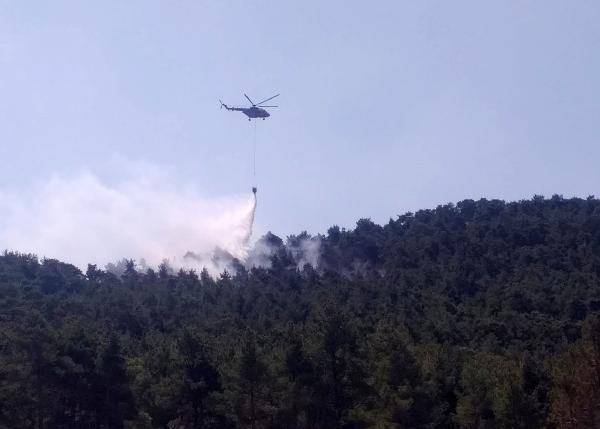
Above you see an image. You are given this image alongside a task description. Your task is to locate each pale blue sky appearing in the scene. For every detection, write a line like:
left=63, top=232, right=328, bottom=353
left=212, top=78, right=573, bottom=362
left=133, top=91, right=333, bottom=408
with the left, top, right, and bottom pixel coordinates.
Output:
left=1, top=1, right=599, bottom=236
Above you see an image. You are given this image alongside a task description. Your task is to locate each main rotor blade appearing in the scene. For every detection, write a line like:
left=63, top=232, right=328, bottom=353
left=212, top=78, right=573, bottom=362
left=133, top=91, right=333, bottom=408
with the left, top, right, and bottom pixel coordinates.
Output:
left=258, top=105, right=278, bottom=108
left=244, top=93, right=255, bottom=105
left=255, top=93, right=279, bottom=106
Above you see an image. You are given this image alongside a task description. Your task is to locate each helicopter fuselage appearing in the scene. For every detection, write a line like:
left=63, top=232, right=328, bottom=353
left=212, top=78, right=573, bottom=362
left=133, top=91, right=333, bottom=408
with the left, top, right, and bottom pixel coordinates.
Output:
left=242, top=106, right=270, bottom=119
left=220, top=93, right=278, bottom=120
left=222, top=105, right=270, bottom=120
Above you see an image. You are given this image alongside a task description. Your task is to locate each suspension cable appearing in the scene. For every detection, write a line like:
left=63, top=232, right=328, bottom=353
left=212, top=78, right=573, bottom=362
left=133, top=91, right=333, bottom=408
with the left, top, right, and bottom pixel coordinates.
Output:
left=253, top=119, right=257, bottom=184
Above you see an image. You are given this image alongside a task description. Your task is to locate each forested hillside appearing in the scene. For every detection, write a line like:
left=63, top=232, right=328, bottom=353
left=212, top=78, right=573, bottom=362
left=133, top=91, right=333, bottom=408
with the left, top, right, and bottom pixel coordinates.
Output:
left=2, top=195, right=600, bottom=428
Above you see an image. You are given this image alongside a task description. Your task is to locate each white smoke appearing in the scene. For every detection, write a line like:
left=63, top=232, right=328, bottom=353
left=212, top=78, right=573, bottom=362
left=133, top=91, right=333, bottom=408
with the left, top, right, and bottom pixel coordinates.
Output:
left=244, top=233, right=321, bottom=271
left=245, top=238, right=278, bottom=269
left=291, top=236, right=321, bottom=269
left=0, top=167, right=257, bottom=275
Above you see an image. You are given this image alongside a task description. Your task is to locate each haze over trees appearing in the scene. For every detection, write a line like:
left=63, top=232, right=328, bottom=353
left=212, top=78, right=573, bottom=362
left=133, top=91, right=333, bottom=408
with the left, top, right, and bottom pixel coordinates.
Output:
left=1, top=195, right=600, bottom=428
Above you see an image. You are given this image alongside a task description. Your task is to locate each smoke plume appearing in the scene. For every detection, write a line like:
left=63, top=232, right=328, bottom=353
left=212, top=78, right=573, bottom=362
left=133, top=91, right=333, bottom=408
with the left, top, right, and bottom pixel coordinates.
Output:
left=0, top=167, right=257, bottom=275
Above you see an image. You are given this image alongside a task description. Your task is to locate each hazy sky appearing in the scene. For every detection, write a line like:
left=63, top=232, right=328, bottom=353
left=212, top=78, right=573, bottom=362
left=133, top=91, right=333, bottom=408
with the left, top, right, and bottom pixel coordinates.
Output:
left=1, top=1, right=599, bottom=237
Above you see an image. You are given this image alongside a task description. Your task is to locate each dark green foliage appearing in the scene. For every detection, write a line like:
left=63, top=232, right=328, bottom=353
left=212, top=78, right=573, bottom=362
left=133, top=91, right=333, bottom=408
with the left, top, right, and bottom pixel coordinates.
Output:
left=178, top=331, right=222, bottom=428
left=96, top=335, right=136, bottom=428
left=2, top=196, right=600, bottom=428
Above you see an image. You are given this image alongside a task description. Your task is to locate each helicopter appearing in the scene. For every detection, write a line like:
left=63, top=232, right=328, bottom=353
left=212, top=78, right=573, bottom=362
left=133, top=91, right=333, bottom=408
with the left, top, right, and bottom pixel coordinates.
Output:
left=219, top=93, right=279, bottom=120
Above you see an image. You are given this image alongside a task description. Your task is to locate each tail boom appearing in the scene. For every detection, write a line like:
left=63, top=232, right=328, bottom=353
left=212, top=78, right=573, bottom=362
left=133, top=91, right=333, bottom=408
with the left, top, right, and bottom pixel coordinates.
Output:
left=219, top=100, right=245, bottom=112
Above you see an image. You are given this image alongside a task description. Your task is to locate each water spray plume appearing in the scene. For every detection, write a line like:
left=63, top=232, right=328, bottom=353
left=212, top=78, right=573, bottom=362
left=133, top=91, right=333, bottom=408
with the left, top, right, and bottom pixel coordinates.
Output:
left=244, top=189, right=258, bottom=246
left=0, top=166, right=259, bottom=276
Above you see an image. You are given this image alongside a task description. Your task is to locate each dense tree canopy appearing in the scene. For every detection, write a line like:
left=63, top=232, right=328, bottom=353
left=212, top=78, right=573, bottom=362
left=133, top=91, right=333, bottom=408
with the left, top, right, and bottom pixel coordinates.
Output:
left=1, top=195, right=599, bottom=428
